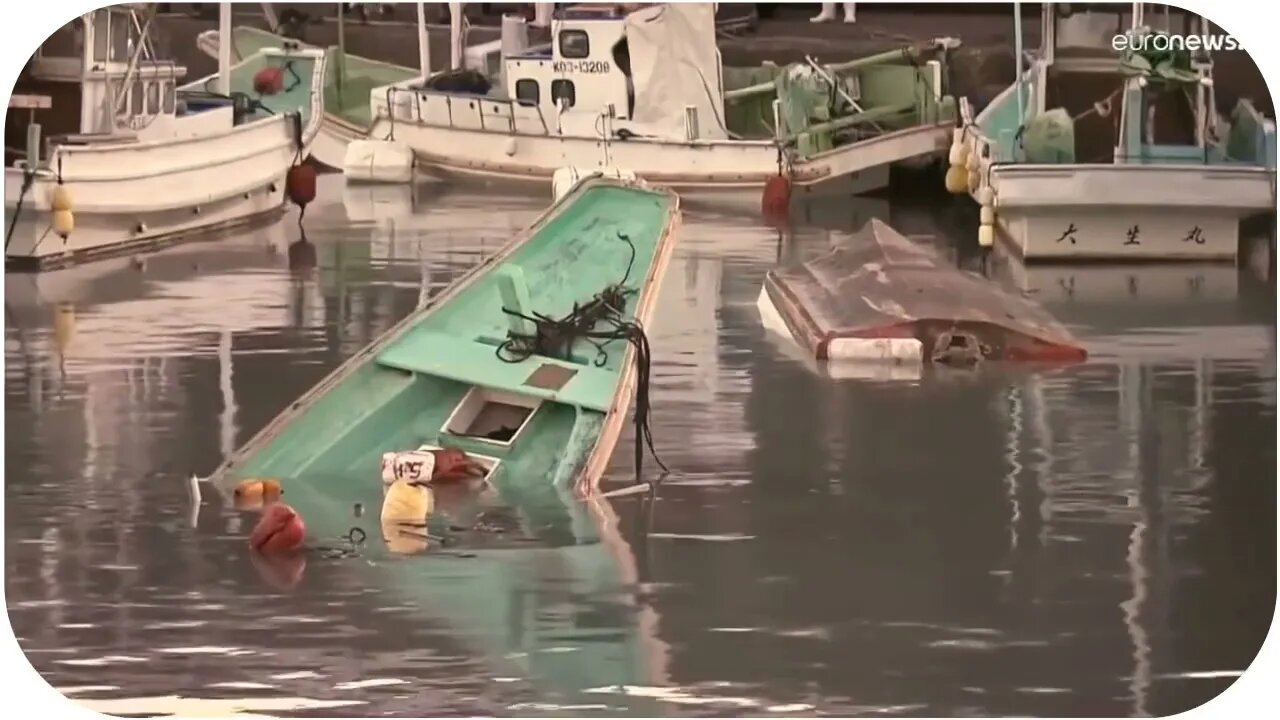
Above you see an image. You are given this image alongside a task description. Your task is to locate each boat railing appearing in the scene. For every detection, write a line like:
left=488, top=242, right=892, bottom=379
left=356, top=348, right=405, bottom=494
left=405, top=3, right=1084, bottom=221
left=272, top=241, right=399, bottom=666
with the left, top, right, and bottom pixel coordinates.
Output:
left=380, top=86, right=552, bottom=137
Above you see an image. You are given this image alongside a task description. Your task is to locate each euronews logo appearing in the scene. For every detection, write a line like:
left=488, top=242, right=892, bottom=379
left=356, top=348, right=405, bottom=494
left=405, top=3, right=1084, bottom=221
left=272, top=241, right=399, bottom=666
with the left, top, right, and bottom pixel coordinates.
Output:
left=1112, top=31, right=1241, bottom=52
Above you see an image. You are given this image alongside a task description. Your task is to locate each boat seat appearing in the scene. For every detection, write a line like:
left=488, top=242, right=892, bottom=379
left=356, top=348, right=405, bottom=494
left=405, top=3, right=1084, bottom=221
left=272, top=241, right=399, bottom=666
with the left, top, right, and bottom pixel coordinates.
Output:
left=375, top=331, right=618, bottom=413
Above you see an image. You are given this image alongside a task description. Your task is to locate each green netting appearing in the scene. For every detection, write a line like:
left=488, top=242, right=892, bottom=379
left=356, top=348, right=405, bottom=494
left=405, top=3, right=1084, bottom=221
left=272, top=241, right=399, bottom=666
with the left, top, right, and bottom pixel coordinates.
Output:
left=1021, top=107, right=1075, bottom=164
left=722, top=63, right=847, bottom=156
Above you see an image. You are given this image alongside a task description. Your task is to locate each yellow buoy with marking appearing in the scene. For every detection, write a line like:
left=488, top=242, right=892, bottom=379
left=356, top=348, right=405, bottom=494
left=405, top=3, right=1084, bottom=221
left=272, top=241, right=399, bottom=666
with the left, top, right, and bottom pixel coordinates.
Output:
left=945, top=164, right=968, bottom=194
left=978, top=223, right=994, bottom=248
left=980, top=206, right=995, bottom=225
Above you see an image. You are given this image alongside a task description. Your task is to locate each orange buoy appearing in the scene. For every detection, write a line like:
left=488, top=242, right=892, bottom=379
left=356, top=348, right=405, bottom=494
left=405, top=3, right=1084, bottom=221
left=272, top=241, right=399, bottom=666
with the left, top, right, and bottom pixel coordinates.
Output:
left=249, top=503, right=307, bottom=554
left=233, top=478, right=283, bottom=510
left=286, top=164, right=316, bottom=209
left=761, top=174, right=792, bottom=221
left=253, top=66, right=285, bottom=96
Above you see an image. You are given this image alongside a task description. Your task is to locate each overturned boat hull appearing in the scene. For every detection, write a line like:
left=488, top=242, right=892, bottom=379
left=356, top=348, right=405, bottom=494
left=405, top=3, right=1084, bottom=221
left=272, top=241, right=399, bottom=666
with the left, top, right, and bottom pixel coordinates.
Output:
left=759, top=219, right=1088, bottom=368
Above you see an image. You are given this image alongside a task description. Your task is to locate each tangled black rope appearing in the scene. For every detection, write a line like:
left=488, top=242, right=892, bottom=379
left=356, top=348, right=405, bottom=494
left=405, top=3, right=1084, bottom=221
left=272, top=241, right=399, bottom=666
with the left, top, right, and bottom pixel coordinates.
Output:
left=494, top=231, right=668, bottom=482
left=314, top=526, right=367, bottom=559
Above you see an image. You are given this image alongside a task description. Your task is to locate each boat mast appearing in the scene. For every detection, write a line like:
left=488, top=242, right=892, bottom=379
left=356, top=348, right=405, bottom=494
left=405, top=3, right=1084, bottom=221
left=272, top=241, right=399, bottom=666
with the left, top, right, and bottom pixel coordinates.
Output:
left=1014, top=1, right=1025, bottom=129
left=337, top=3, right=346, bottom=103
left=217, top=2, right=231, bottom=95
left=449, top=2, right=464, bottom=70
left=416, top=3, right=431, bottom=76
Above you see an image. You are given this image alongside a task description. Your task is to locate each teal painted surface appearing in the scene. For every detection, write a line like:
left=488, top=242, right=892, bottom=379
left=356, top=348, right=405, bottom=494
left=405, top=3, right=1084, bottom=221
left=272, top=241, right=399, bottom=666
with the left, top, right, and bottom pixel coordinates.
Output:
left=214, top=180, right=676, bottom=708
left=229, top=183, right=671, bottom=493
left=977, top=67, right=1038, bottom=163
left=223, top=26, right=418, bottom=126
left=181, top=51, right=321, bottom=126
left=1226, top=99, right=1278, bottom=169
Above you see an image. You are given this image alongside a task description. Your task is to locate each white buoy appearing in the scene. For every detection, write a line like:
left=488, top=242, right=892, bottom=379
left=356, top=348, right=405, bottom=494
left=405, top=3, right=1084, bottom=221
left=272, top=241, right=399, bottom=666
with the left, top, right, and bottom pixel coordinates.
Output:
left=343, top=139, right=415, bottom=184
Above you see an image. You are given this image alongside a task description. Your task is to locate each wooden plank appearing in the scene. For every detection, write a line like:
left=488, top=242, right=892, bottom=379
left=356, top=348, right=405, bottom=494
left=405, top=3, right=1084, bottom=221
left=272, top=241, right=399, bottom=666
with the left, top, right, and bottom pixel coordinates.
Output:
left=9, top=95, right=52, bottom=110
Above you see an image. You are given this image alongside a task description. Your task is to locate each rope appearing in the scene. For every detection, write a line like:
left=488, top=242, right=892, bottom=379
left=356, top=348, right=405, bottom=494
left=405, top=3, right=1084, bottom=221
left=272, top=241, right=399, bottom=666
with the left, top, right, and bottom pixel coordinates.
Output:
left=314, top=526, right=367, bottom=559
left=4, top=168, right=34, bottom=251
left=493, top=230, right=668, bottom=483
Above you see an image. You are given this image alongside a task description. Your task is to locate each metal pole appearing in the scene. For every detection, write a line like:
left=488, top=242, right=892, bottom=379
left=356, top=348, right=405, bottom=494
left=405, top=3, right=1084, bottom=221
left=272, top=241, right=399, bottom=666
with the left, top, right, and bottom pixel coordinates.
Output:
left=336, top=3, right=346, bottom=103
left=1014, top=1, right=1025, bottom=129
left=449, top=2, right=464, bottom=70
left=416, top=3, right=431, bottom=76
left=217, top=2, right=231, bottom=96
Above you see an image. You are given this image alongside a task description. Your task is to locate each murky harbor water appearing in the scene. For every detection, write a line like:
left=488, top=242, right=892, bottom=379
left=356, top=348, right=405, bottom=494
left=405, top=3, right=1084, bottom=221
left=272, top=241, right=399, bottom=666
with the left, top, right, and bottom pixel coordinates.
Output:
left=5, top=177, right=1275, bottom=717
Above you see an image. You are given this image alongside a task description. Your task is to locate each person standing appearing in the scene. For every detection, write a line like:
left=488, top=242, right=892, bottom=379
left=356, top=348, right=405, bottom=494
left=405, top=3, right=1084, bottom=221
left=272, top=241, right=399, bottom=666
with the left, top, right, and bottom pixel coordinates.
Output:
left=811, top=3, right=856, bottom=23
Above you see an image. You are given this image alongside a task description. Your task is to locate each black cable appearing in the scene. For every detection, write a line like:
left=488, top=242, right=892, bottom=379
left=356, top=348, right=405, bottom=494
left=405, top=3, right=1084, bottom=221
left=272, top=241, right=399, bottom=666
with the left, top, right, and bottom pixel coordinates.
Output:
left=492, top=230, right=667, bottom=481
left=5, top=169, right=34, bottom=251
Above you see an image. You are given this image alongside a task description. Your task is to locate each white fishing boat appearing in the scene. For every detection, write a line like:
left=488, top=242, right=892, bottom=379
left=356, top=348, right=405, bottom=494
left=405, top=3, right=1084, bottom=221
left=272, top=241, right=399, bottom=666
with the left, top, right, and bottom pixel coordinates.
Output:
left=194, top=5, right=526, bottom=174
left=4, top=4, right=327, bottom=271
left=362, top=2, right=958, bottom=198
left=951, top=2, right=1276, bottom=261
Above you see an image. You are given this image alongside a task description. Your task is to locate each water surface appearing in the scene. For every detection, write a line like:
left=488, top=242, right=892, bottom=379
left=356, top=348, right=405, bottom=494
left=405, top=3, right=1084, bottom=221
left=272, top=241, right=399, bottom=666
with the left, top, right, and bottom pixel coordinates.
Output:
left=5, top=177, right=1275, bottom=716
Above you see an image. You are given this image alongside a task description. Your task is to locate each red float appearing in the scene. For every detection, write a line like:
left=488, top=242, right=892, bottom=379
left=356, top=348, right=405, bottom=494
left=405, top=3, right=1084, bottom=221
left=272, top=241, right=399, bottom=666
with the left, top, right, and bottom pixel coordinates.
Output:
left=286, top=163, right=317, bottom=209
left=249, top=503, right=306, bottom=554
left=253, top=66, right=285, bottom=96
left=761, top=174, right=792, bottom=221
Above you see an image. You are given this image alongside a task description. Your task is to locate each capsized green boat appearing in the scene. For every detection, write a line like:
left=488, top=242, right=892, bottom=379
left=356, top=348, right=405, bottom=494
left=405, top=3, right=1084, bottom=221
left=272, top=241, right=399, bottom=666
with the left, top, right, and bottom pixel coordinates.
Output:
left=209, top=177, right=680, bottom=705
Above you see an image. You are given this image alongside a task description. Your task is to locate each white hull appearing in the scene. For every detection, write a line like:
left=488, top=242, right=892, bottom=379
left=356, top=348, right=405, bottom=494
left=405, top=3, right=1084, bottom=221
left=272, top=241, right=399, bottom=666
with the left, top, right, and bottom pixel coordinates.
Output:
left=6, top=50, right=328, bottom=270
left=369, top=112, right=947, bottom=193
left=4, top=181, right=287, bottom=271
left=310, top=116, right=366, bottom=171
left=985, top=164, right=1274, bottom=261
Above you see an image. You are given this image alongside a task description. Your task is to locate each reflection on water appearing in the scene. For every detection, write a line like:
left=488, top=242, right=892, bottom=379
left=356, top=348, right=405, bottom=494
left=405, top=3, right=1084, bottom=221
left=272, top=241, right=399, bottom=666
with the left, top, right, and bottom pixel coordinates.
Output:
left=5, top=176, right=1275, bottom=717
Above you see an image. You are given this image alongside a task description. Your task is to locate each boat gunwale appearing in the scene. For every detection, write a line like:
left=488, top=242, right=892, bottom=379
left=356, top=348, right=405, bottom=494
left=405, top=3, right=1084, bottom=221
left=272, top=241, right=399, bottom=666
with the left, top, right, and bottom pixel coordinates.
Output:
left=209, top=176, right=681, bottom=496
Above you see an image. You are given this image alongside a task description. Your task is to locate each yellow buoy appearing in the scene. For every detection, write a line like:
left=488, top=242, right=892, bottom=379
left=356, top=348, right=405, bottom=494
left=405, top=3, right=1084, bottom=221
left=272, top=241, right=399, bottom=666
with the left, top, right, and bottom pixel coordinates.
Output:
left=381, top=480, right=434, bottom=526
left=381, top=480, right=435, bottom=555
left=978, top=223, right=995, bottom=248
left=233, top=478, right=284, bottom=510
left=52, top=209, right=74, bottom=238
left=51, top=184, right=72, bottom=212
left=944, top=164, right=968, bottom=194
left=948, top=141, right=968, bottom=167
left=967, top=170, right=980, bottom=194
left=966, top=149, right=980, bottom=172
left=976, top=186, right=995, bottom=208
left=980, top=206, right=995, bottom=225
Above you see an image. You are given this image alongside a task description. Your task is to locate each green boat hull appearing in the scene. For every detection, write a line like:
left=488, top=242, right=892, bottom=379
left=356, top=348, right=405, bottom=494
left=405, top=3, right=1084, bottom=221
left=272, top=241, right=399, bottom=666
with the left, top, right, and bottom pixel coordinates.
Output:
left=211, top=178, right=680, bottom=706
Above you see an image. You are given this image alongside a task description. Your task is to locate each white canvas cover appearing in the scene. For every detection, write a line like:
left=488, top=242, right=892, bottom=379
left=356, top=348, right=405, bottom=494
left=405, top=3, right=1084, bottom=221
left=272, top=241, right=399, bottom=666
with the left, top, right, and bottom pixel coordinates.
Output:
left=623, top=3, right=727, bottom=140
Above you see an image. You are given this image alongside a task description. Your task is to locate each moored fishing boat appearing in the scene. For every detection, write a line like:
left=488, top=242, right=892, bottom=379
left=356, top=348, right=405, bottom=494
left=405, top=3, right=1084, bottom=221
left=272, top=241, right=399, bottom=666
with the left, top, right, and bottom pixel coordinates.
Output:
left=950, top=2, right=1276, bottom=261
left=5, top=4, right=327, bottom=271
left=364, top=2, right=959, bottom=198
left=195, top=25, right=420, bottom=171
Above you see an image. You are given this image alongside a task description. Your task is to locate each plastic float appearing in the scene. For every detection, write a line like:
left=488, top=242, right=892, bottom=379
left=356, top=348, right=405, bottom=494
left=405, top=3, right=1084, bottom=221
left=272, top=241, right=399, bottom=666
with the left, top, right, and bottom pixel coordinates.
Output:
left=342, top=139, right=415, bottom=184
left=758, top=219, right=1088, bottom=368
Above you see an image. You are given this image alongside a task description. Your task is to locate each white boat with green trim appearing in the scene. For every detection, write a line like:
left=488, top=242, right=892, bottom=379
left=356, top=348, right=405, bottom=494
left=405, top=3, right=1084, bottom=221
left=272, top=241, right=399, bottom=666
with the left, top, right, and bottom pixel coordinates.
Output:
left=952, top=2, right=1276, bottom=261
left=4, top=4, right=326, bottom=271
left=364, top=3, right=959, bottom=196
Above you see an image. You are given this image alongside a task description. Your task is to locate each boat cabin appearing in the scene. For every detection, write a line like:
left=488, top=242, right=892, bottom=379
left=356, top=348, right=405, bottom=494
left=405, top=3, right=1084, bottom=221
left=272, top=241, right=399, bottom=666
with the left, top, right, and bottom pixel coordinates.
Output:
left=503, top=6, right=632, bottom=121
left=496, top=3, right=728, bottom=140
left=976, top=2, right=1272, bottom=169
